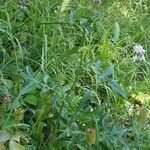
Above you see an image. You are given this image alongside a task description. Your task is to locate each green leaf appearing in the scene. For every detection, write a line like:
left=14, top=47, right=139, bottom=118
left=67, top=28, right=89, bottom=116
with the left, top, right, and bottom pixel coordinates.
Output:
left=112, top=22, right=120, bottom=44
left=9, top=140, right=25, bottom=150
left=69, top=10, right=75, bottom=24
left=111, top=126, right=130, bottom=136
left=108, top=79, right=127, bottom=98
left=23, top=95, right=38, bottom=106
left=99, top=66, right=113, bottom=81
left=79, top=90, right=92, bottom=108
left=0, top=130, right=11, bottom=143
left=19, top=82, right=37, bottom=96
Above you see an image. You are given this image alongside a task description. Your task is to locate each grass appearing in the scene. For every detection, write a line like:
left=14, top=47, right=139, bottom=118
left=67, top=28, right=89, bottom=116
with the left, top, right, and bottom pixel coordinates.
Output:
left=0, top=0, right=150, bottom=149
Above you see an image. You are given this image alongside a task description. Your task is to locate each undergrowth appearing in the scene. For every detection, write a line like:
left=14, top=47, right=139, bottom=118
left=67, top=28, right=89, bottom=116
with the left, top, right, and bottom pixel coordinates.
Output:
left=0, top=0, right=150, bottom=150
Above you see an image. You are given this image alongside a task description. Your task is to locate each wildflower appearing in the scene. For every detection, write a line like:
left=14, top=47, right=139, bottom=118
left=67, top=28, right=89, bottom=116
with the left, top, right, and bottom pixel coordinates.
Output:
left=133, top=44, right=146, bottom=62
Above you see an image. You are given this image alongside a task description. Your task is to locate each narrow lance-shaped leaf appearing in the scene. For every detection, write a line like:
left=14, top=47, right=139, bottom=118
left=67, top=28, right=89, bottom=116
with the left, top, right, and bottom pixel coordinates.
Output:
left=108, top=79, right=127, bottom=98
left=99, top=66, right=113, bottom=81
left=112, top=22, right=120, bottom=44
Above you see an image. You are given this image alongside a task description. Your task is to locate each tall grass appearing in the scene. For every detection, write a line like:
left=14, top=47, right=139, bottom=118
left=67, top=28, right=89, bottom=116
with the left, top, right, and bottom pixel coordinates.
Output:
left=0, top=0, right=149, bottom=149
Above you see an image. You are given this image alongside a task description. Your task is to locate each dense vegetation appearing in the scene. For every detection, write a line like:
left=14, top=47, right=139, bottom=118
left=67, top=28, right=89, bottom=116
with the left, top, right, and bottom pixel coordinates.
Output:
left=0, top=0, right=150, bottom=149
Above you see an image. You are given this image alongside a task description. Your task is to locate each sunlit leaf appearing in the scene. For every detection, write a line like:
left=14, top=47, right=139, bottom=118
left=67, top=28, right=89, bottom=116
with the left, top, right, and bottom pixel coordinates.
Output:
left=23, top=95, right=38, bottom=106
left=61, top=0, right=72, bottom=12
left=9, top=139, right=25, bottom=150
left=11, top=132, right=29, bottom=144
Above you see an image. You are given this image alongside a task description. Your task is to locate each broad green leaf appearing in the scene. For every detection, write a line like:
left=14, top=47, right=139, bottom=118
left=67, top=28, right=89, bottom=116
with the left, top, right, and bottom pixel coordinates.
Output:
left=79, top=90, right=92, bottom=107
left=23, top=95, right=38, bottom=106
left=108, top=79, right=127, bottom=98
left=112, top=22, right=120, bottom=44
left=9, top=140, right=25, bottom=150
left=19, top=82, right=37, bottom=96
left=61, top=0, right=72, bottom=12
left=0, top=130, right=11, bottom=143
left=99, top=66, right=113, bottom=81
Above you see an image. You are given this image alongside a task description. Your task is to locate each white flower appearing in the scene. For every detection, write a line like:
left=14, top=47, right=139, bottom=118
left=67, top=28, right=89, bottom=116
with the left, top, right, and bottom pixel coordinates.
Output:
left=133, top=44, right=146, bottom=62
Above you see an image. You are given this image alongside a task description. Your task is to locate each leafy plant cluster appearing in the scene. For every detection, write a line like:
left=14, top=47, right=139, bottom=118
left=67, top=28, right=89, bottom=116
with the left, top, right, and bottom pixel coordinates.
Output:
left=0, top=0, right=150, bottom=150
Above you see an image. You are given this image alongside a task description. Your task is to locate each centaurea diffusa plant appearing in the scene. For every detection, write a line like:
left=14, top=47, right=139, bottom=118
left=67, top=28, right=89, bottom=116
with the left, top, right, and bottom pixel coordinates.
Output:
left=133, top=44, right=146, bottom=62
